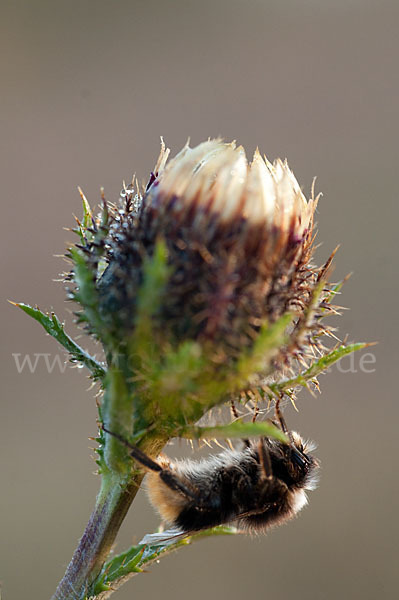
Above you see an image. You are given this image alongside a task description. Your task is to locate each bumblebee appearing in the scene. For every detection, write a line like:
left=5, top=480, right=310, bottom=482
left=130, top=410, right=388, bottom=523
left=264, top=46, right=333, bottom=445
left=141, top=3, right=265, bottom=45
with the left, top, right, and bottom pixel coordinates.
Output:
left=103, top=408, right=318, bottom=534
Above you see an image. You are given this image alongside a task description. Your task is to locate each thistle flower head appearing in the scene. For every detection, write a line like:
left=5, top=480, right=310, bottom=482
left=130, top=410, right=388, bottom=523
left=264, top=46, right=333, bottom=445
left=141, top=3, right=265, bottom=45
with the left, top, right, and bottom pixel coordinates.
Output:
left=149, top=139, right=314, bottom=236
left=94, top=139, right=323, bottom=368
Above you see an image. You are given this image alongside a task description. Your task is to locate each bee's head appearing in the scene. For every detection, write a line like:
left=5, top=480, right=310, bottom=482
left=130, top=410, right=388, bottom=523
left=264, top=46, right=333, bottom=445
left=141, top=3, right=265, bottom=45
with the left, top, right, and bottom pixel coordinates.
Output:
left=288, top=432, right=319, bottom=486
left=270, top=432, right=318, bottom=488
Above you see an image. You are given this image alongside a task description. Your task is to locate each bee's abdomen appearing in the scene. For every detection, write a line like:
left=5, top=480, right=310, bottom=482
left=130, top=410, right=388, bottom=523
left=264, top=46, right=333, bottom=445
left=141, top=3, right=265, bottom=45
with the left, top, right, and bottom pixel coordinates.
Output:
left=174, top=459, right=257, bottom=531
left=175, top=503, right=234, bottom=532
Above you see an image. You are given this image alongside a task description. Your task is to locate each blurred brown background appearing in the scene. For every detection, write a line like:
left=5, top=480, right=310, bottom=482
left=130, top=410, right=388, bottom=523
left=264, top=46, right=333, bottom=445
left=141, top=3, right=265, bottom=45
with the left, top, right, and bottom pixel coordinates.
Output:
left=1, top=1, right=398, bottom=599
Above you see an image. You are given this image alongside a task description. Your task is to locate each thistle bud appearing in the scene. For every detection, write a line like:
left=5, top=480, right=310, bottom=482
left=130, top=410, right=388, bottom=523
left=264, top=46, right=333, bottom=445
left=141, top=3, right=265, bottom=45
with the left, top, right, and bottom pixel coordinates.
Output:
left=96, top=139, right=325, bottom=366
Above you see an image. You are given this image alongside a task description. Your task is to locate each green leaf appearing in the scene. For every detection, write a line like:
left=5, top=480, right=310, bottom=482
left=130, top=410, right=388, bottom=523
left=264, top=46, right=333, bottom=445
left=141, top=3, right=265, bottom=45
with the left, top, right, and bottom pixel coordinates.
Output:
left=90, top=526, right=238, bottom=597
left=181, top=420, right=288, bottom=443
left=70, top=247, right=98, bottom=307
left=269, top=342, right=372, bottom=394
left=12, top=302, right=106, bottom=380
left=70, top=247, right=114, bottom=349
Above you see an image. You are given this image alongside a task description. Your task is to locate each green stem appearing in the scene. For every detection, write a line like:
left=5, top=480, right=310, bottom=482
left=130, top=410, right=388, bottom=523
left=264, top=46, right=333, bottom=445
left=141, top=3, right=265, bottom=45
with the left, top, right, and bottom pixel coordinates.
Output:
left=51, top=427, right=168, bottom=600
left=51, top=474, right=143, bottom=600
left=51, top=358, right=168, bottom=599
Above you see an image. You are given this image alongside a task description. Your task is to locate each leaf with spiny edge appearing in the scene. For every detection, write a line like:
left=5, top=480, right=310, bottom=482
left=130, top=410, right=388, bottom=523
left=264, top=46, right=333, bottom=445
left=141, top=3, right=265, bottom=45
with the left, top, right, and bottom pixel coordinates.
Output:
left=268, top=342, right=373, bottom=396
left=70, top=247, right=114, bottom=350
left=11, top=302, right=106, bottom=380
left=90, top=526, right=238, bottom=597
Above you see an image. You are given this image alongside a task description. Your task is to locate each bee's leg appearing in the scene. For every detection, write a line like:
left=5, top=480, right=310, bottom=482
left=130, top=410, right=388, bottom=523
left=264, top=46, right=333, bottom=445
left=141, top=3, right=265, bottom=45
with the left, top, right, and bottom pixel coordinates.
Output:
left=157, top=469, right=202, bottom=501
left=258, top=438, right=273, bottom=480
left=231, top=400, right=251, bottom=448
left=275, top=397, right=295, bottom=444
left=251, top=396, right=259, bottom=423
left=102, top=425, right=202, bottom=503
left=230, top=399, right=240, bottom=420
left=102, top=425, right=163, bottom=471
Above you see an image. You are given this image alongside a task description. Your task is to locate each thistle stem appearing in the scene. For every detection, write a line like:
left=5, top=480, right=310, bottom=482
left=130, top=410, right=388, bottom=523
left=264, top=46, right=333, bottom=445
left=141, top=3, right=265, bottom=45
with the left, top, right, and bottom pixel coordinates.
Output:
left=51, top=473, right=143, bottom=600
left=51, top=359, right=168, bottom=600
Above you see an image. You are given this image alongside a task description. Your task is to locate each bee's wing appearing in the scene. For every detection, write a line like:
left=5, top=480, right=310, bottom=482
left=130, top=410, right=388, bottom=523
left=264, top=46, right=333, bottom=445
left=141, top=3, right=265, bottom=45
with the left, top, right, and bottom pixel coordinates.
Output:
left=139, top=528, right=188, bottom=546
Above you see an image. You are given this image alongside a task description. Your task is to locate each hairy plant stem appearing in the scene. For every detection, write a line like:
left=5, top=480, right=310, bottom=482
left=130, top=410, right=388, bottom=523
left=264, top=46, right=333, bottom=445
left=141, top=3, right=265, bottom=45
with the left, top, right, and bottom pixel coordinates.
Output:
left=51, top=436, right=167, bottom=600
left=51, top=356, right=168, bottom=600
left=51, top=475, right=141, bottom=600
